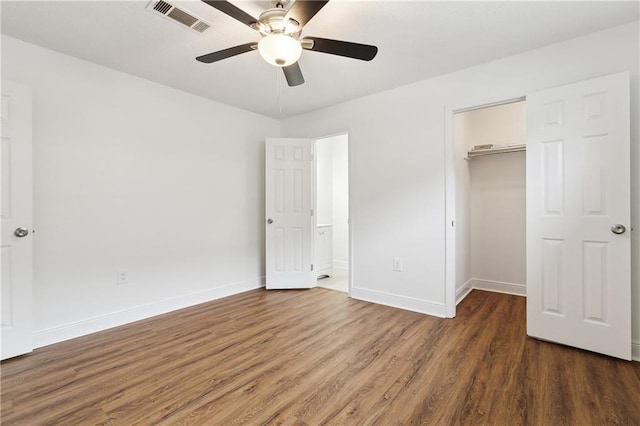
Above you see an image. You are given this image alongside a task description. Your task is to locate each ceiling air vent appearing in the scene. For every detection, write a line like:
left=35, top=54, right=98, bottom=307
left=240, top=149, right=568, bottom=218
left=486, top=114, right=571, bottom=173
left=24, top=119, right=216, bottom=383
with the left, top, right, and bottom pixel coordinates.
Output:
left=192, top=21, right=211, bottom=33
left=147, top=0, right=211, bottom=35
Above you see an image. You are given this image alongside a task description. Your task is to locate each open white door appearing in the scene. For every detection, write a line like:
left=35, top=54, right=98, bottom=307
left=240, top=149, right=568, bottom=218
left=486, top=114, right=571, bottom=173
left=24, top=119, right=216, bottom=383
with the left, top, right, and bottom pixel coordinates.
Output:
left=527, top=72, right=631, bottom=360
left=265, top=138, right=316, bottom=289
left=1, top=81, right=34, bottom=360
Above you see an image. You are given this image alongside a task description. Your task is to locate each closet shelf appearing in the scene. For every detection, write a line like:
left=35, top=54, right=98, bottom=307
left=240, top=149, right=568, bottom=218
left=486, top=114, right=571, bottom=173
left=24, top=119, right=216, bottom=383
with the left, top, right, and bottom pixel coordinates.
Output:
left=465, top=144, right=526, bottom=159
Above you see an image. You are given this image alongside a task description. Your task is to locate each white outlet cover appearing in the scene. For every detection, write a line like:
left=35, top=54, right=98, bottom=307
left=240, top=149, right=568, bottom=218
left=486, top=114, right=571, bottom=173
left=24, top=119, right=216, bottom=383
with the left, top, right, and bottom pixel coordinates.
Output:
left=117, top=270, right=129, bottom=284
left=393, top=258, right=403, bottom=272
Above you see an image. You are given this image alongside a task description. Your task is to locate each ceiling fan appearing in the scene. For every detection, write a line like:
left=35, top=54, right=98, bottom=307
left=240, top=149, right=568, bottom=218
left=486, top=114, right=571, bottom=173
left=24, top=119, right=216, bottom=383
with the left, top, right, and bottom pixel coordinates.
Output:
left=196, top=0, right=378, bottom=87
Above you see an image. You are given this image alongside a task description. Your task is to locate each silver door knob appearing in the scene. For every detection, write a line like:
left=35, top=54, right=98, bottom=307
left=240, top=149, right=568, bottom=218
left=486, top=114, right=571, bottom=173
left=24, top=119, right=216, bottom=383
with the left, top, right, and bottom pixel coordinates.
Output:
left=14, top=227, right=29, bottom=238
left=267, top=218, right=273, bottom=224
left=611, top=224, right=626, bottom=235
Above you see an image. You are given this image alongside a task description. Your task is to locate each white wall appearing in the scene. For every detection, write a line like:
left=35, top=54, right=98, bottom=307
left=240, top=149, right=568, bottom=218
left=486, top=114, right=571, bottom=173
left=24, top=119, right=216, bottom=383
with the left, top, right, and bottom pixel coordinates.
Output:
left=330, top=134, right=349, bottom=270
left=462, top=102, right=527, bottom=149
left=2, top=35, right=280, bottom=346
left=281, top=22, right=640, bottom=348
left=469, top=152, right=526, bottom=289
left=453, top=114, right=471, bottom=299
left=316, top=140, right=333, bottom=225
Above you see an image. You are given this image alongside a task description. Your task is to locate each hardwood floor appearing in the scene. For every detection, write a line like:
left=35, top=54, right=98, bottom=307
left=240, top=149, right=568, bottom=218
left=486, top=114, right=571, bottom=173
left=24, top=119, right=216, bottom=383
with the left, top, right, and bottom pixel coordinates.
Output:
left=2, top=289, right=640, bottom=425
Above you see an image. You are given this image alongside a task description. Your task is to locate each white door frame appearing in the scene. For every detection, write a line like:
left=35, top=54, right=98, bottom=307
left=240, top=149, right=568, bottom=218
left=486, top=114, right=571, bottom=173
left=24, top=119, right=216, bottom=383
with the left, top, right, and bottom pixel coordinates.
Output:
left=444, top=91, right=528, bottom=318
left=313, top=131, right=352, bottom=296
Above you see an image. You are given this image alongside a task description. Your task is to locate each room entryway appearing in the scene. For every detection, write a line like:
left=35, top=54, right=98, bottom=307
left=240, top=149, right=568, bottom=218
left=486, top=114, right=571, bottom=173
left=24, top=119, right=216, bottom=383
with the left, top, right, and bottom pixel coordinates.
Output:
left=452, top=100, right=527, bottom=303
left=315, top=133, right=349, bottom=293
left=264, top=135, right=351, bottom=294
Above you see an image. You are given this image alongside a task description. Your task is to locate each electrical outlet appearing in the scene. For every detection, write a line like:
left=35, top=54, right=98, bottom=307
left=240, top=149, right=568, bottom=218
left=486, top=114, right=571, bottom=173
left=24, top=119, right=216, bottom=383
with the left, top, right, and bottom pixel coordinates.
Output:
left=393, top=258, right=403, bottom=272
left=117, top=270, right=129, bottom=285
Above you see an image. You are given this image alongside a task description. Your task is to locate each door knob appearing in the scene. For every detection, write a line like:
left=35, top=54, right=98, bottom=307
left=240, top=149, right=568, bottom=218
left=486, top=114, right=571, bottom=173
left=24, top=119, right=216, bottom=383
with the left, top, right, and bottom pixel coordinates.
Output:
left=267, top=218, right=273, bottom=224
left=611, top=224, right=626, bottom=235
left=14, top=227, right=29, bottom=238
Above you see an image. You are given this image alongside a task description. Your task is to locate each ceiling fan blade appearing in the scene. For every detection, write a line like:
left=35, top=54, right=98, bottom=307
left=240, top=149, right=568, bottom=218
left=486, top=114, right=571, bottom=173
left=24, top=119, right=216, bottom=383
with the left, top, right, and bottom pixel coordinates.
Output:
left=285, top=0, right=329, bottom=28
left=303, top=37, right=378, bottom=61
left=196, top=43, right=256, bottom=63
left=283, top=62, right=305, bottom=87
left=201, top=0, right=258, bottom=29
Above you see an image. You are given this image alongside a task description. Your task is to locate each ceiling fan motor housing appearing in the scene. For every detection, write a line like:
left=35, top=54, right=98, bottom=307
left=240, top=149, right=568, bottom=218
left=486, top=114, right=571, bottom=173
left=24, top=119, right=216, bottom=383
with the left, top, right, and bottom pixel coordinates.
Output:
left=257, top=8, right=299, bottom=36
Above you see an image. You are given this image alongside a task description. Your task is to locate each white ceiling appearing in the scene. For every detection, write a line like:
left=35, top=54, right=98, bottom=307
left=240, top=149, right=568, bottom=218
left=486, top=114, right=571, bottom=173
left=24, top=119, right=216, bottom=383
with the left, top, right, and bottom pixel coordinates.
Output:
left=2, top=1, right=639, bottom=119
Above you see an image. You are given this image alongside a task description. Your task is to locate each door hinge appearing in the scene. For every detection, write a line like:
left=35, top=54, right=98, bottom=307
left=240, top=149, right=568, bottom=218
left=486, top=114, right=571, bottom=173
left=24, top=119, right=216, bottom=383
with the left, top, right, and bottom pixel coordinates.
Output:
left=311, top=209, right=314, bottom=216
left=311, top=264, right=314, bottom=271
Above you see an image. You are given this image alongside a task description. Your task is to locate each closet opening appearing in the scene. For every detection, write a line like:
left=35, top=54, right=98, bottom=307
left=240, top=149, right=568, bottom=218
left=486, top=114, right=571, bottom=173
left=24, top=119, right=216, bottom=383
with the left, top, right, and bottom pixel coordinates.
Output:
left=449, top=98, right=527, bottom=314
left=314, top=133, right=350, bottom=294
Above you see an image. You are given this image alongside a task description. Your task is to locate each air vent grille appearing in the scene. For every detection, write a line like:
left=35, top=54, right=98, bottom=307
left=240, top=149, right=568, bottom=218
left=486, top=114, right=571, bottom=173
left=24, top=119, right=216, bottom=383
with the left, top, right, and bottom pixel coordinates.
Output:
left=167, top=7, right=198, bottom=27
left=147, top=0, right=211, bottom=35
left=192, top=21, right=211, bottom=34
left=153, top=0, right=172, bottom=15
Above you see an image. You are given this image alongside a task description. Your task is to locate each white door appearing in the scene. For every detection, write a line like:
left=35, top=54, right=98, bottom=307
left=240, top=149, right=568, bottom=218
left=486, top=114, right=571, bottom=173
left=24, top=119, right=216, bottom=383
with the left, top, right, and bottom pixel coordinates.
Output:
left=527, top=72, right=631, bottom=360
left=265, top=138, right=316, bottom=289
left=1, top=81, right=34, bottom=360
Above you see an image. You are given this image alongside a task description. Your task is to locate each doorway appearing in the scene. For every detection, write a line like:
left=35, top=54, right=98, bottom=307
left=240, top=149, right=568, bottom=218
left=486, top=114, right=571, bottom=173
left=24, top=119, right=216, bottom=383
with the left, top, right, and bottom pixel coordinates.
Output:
left=315, top=133, right=349, bottom=293
left=452, top=100, right=527, bottom=304
left=445, top=94, right=527, bottom=317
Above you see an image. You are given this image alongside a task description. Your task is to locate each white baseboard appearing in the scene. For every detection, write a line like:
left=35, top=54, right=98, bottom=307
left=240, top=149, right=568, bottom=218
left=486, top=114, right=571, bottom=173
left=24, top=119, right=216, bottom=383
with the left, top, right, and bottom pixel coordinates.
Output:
left=456, top=280, right=473, bottom=305
left=351, top=287, right=446, bottom=318
left=470, top=278, right=526, bottom=297
left=633, top=342, right=640, bottom=362
left=33, top=276, right=265, bottom=349
left=332, top=260, right=349, bottom=271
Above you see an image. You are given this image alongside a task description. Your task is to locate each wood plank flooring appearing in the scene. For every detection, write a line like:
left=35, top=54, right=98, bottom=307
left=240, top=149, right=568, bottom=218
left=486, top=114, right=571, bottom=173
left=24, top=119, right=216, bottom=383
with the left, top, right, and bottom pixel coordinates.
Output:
left=2, top=289, right=640, bottom=425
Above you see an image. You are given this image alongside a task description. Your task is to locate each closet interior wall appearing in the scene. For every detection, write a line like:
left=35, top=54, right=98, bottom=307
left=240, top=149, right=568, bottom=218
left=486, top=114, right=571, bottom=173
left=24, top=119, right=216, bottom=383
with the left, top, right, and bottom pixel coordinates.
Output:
left=454, top=101, right=527, bottom=302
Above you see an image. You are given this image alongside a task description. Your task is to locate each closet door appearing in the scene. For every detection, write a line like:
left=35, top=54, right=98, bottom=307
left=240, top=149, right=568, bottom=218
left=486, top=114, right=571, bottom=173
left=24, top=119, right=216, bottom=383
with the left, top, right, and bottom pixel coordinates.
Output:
left=526, top=72, right=631, bottom=360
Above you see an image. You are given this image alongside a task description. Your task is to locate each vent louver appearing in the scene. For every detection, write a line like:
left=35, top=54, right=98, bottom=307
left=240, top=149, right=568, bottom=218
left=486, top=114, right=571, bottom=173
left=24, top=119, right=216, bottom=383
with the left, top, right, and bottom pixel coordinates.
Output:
left=153, top=0, right=172, bottom=14
left=192, top=21, right=211, bottom=33
left=147, top=0, right=211, bottom=34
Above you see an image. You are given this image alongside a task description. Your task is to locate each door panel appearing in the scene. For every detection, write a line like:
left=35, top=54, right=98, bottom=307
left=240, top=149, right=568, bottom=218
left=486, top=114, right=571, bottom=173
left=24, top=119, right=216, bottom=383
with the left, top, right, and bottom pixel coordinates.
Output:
left=542, top=140, right=564, bottom=214
left=265, top=138, right=315, bottom=289
left=541, top=238, right=563, bottom=315
left=527, top=72, right=631, bottom=360
left=1, top=81, right=33, bottom=360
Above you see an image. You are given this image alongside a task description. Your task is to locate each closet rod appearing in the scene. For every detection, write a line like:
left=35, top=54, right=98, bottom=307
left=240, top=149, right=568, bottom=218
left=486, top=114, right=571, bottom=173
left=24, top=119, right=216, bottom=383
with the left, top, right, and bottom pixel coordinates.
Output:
left=465, top=144, right=526, bottom=160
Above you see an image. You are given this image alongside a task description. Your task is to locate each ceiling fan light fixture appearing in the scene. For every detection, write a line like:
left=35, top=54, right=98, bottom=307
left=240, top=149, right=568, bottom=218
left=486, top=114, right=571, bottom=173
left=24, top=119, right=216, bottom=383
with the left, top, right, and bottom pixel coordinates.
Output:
left=258, top=34, right=302, bottom=67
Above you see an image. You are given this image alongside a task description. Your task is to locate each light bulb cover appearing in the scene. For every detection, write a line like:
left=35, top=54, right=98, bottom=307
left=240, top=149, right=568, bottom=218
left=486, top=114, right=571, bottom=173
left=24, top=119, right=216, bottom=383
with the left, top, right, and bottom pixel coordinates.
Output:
left=258, top=34, right=302, bottom=67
